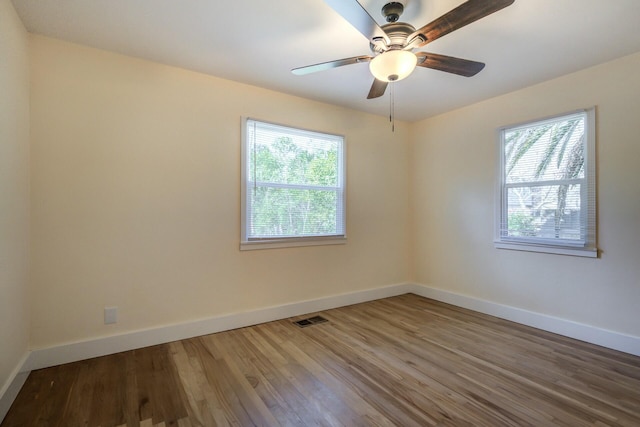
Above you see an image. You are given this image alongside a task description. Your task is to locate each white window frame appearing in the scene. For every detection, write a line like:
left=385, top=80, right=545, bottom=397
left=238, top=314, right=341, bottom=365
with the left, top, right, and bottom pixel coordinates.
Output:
left=494, top=108, right=597, bottom=257
left=240, top=117, right=347, bottom=251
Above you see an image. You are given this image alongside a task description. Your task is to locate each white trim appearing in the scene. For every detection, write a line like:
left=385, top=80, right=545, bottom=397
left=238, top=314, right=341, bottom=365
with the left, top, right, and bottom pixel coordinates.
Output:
left=498, top=109, right=588, bottom=133
left=504, top=178, right=584, bottom=188
left=411, top=283, right=640, bottom=356
left=240, top=236, right=347, bottom=251
left=495, top=107, right=598, bottom=256
left=0, top=352, right=30, bottom=423
left=19, top=282, right=640, bottom=372
left=494, top=241, right=598, bottom=258
left=240, top=117, right=347, bottom=250
left=251, top=181, right=341, bottom=192
left=240, top=116, right=250, bottom=242
left=23, top=283, right=413, bottom=372
left=6, top=281, right=639, bottom=415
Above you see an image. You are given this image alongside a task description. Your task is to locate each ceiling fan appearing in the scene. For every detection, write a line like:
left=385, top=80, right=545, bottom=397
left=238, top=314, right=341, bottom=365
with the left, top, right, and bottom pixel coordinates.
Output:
left=292, top=0, right=515, bottom=99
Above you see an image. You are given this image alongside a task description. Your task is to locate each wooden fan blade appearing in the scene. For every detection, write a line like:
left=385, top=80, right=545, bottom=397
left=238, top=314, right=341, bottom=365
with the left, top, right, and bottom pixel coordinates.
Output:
left=292, top=55, right=372, bottom=75
left=367, top=79, right=388, bottom=99
left=324, top=0, right=390, bottom=44
left=410, top=0, right=515, bottom=47
left=416, top=52, right=485, bottom=77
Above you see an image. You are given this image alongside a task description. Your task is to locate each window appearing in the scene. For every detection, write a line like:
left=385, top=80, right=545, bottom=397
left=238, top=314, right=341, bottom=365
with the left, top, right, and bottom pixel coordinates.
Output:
left=241, top=118, right=346, bottom=250
left=495, top=108, right=597, bottom=257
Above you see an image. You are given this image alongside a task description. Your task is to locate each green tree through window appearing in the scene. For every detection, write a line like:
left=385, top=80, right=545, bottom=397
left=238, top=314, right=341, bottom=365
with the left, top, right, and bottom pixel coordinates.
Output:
left=242, top=119, right=345, bottom=248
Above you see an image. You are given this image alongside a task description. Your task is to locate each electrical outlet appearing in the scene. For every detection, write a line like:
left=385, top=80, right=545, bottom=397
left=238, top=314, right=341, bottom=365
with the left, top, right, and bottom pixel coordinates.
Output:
left=104, top=306, right=118, bottom=324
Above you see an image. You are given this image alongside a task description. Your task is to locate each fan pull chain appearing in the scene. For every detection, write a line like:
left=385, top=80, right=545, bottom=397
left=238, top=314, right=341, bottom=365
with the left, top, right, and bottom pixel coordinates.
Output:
left=389, top=81, right=395, bottom=132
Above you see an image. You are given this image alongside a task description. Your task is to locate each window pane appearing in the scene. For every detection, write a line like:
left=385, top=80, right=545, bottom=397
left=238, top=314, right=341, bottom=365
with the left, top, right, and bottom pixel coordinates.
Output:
left=505, top=115, right=585, bottom=184
left=496, top=108, right=596, bottom=255
left=249, top=187, right=341, bottom=238
left=506, top=184, right=582, bottom=241
left=243, top=118, right=345, bottom=245
left=248, top=127, right=340, bottom=187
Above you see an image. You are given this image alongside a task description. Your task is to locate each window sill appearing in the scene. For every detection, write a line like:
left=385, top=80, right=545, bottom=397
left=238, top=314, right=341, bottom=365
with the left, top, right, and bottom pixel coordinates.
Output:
left=240, top=236, right=347, bottom=251
left=494, top=241, right=598, bottom=258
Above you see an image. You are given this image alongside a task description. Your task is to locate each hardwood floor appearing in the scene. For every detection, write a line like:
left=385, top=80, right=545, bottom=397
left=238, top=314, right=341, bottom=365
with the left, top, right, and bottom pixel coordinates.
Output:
left=3, top=294, right=640, bottom=426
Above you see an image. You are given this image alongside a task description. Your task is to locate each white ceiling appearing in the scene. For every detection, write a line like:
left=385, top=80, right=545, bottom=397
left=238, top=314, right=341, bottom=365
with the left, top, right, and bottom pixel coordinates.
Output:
left=12, top=0, right=640, bottom=122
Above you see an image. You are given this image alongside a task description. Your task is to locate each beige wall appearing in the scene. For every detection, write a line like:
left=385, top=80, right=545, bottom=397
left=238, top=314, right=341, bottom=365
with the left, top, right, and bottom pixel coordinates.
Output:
left=29, top=36, right=411, bottom=348
left=410, top=52, right=640, bottom=336
left=13, top=23, right=640, bottom=353
left=0, top=0, right=30, bottom=388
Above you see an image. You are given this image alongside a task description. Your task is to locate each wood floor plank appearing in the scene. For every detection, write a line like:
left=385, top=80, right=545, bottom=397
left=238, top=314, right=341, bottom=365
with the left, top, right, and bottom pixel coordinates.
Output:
left=3, top=294, right=640, bottom=426
left=28, top=360, right=81, bottom=426
left=350, top=298, right=635, bottom=425
left=215, top=328, right=319, bottom=426
left=254, top=324, right=395, bottom=426
left=183, top=339, right=236, bottom=426
left=316, top=306, right=535, bottom=426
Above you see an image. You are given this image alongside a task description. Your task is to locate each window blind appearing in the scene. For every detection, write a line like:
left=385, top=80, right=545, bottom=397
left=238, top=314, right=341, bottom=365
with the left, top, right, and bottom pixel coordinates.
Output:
left=244, top=119, right=345, bottom=242
left=497, top=108, right=596, bottom=253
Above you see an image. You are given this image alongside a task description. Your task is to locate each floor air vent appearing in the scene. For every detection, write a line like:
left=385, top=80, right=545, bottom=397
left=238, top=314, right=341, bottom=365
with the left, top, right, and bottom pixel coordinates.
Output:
left=294, top=315, right=328, bottom=328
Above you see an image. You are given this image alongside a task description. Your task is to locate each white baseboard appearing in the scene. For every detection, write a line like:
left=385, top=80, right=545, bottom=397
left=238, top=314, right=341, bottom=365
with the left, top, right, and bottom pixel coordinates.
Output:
left=23, top=282, right=414, bottom=372
left=20, top=282, right=640, bottom=374
left=0, top=352, right=30, bottom=423
left=411, top=283, right=640, bottom=357
left=4, top=281, right=638, bottom=423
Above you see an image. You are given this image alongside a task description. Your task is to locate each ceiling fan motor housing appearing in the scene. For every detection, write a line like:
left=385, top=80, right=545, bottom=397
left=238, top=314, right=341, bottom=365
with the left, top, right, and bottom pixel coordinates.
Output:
left=370, top=22, right=416, bottom=53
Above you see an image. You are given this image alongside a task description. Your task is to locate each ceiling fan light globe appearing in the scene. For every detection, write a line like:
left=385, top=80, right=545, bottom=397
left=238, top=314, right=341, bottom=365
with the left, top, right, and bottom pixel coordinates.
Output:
left=369, top=50, right=417, bottom=82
